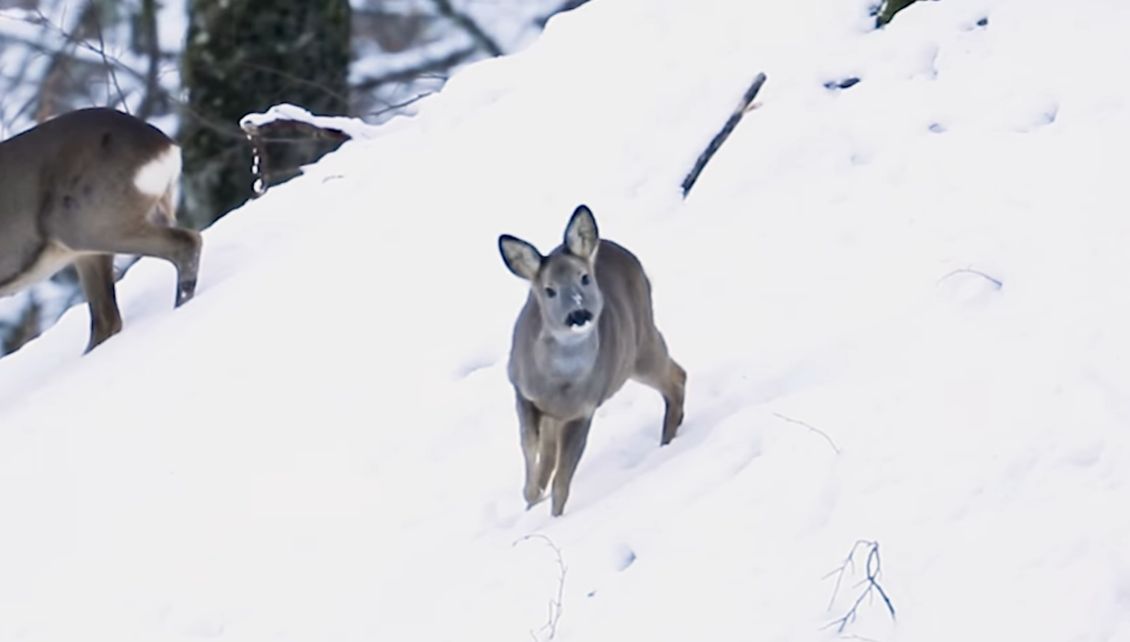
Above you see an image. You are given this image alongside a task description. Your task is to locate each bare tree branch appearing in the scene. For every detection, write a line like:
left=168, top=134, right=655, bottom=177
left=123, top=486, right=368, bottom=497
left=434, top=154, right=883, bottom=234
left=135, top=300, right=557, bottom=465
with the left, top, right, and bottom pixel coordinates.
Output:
left=2, top=5, right=158, bottom=120
left=367, top=91, right=435, bottom=118
left=430, top=0, right=504, bottom=57
left=0, top=23, right=161, bottom=87
left=91, top=2, right=129, bottom=113
left=0, top=45, right=48, bottom=129
left=236, top=60, right=351, bottom=112
left=352, top=46, right=476, bottom=92
left=30, top=3, right=96, bottom=121
left=135, top=0, right=162, bottom=120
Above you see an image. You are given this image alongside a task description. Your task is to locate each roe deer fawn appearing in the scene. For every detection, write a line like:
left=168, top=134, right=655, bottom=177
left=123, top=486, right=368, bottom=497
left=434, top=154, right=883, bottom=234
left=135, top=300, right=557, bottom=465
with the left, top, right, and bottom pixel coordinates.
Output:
left=0, top=108, right=201, bottom=353
left=499, top=205, right=685, bottom=516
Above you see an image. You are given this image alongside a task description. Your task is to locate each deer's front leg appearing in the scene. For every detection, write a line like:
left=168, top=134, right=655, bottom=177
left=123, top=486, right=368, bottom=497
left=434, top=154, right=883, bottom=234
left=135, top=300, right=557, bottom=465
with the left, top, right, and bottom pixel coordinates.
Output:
left=516, top=393, right=544, bottom=508
left=551, top=415, right=593, bottom=517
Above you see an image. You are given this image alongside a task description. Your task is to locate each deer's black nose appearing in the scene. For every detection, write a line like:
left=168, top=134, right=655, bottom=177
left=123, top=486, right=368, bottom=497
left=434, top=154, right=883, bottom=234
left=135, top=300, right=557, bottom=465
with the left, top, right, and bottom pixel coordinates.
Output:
left=565, top=309, right=594, bottom=327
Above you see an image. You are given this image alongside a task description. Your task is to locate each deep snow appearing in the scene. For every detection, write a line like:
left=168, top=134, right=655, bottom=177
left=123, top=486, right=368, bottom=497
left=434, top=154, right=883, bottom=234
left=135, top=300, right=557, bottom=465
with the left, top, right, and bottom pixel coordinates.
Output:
left=3, top=0, right=1130, bottom=640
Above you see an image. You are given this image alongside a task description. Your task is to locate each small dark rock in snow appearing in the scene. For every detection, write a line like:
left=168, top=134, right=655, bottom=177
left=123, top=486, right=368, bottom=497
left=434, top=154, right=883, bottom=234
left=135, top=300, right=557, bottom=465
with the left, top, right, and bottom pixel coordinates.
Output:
left=824, top=77, right=861, bottom=91
left=976, top=17, right=989, bottom=27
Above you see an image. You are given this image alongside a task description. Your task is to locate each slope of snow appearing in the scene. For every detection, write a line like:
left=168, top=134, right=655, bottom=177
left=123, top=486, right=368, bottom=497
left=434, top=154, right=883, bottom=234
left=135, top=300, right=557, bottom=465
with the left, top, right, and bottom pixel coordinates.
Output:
left=3, top=0, right=1130, bottom=640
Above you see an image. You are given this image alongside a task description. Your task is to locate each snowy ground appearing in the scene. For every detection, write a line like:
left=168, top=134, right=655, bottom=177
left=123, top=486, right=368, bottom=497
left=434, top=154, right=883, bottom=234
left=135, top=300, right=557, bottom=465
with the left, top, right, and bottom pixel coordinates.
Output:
left=3, top=0, right=1130, bottom=640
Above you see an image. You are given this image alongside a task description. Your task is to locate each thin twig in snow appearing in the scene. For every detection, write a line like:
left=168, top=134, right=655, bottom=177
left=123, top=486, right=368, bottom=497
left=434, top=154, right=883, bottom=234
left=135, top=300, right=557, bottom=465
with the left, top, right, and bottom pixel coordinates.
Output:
left=937, top=268, right=1003, bottom=290
left=773, top=412, right=841, bottom=455
left=823, top=540, right=896, bottom=634
left=514, top=534, right=567, bottom=641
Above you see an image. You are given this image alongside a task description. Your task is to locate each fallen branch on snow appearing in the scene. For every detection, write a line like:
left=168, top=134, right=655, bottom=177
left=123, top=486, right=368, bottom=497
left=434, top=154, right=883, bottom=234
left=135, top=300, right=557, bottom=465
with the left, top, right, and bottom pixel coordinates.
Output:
left=681, top=72, right=767, bottom=198
left=823, top=540, right=896, bottom=634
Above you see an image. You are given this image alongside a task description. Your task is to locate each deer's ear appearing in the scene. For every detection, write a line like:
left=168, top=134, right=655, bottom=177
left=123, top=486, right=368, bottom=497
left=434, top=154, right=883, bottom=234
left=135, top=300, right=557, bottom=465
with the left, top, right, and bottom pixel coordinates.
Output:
left=499, top=235, right=543, bottom=281
left=564, top=204, right=599, bottom=260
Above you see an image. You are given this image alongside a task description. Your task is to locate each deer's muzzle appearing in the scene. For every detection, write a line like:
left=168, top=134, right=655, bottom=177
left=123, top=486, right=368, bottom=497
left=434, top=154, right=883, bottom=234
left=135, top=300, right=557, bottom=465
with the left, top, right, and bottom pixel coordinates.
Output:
left=565, top=309, right=594, bottom=331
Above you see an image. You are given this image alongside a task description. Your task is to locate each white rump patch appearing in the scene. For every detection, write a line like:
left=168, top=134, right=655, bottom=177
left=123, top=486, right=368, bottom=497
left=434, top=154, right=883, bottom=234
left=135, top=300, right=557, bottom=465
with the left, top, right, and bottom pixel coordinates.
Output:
left=133, top=145, right=182, bottom=196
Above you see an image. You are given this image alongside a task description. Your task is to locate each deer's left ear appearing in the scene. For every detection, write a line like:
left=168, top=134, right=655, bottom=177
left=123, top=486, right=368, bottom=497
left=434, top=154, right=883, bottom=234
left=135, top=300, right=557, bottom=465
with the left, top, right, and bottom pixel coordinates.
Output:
left=499, top=234, right=543, bottom=281
left=564, top=204, right=599, bottom=260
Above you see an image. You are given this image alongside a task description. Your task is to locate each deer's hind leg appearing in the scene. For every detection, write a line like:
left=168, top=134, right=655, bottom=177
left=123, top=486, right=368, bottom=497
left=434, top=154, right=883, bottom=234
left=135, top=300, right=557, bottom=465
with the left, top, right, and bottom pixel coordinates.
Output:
left=74, top=253, right=122, bottom=353
left=634, top=332, right=686, bottom=446
left=45, top=193, right=201, bottom=308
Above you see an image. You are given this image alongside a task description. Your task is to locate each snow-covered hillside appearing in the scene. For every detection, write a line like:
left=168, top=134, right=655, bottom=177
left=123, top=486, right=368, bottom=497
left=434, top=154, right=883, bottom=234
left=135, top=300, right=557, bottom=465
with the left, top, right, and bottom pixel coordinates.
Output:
left=3, top=0, right=1130, bottom=640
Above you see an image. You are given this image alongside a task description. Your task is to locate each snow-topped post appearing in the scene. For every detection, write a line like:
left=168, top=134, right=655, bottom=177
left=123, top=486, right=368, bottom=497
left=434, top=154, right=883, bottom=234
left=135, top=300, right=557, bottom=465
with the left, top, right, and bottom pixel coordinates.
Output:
left=239, top=105, right=377, bottom=197
left=180, top=0, right=352, bottom=228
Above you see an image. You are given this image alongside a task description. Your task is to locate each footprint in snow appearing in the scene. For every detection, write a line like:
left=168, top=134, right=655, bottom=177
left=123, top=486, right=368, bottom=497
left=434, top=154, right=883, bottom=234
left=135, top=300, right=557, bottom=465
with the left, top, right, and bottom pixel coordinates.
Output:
left=617, top=547, right=637, bottom=571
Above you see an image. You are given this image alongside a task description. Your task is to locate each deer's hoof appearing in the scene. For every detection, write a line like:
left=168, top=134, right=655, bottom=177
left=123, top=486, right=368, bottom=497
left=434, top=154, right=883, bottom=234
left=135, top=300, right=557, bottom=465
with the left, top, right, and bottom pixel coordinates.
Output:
left=176, top=280, right=197, bottom=307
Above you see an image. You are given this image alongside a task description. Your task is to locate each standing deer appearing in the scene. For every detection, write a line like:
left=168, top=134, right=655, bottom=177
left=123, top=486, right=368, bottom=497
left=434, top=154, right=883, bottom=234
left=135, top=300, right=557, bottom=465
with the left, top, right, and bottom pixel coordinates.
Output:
left=499, top=205, right=686, bottom=516
left=0, top=108, right=201, bottom=353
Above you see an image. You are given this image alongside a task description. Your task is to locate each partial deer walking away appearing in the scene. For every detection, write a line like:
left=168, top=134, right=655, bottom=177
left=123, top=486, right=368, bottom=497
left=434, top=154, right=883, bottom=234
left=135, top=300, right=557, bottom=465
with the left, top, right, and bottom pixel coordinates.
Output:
left=0, top=108, right=202, bottom=353
left=500, top=205, right=686, bottom=516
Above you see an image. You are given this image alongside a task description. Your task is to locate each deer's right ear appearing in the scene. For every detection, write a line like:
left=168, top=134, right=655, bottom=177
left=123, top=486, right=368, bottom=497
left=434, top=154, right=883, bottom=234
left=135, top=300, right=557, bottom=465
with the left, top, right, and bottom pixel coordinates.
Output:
left=564, top=204, right=599, bottom=260
left=499, top=235, right=543, bottom=281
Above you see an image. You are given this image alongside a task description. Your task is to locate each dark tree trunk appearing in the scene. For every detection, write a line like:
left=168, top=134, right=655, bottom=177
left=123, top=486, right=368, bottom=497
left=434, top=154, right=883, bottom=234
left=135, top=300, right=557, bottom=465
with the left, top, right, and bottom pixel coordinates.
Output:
left=180, top=0, right=351, bottom=228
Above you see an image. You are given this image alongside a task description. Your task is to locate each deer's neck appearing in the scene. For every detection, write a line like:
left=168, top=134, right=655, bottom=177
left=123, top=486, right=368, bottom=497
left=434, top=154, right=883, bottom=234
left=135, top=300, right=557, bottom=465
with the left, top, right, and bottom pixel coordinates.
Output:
left=536, top=328, right=600, bottom=381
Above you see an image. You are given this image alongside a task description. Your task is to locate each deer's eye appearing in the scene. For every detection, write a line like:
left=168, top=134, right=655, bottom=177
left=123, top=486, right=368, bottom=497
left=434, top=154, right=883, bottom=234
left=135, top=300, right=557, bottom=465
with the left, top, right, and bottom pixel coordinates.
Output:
left=545, top=287, right=557, bottom=298
left=581, top=274, right=591, bottom=286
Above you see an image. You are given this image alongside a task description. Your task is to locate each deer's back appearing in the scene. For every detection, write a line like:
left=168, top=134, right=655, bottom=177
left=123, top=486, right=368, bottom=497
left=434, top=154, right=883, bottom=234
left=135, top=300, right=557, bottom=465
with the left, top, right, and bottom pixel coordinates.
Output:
left=594, top=238, right=656, bottom=363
